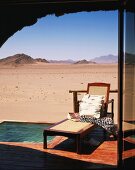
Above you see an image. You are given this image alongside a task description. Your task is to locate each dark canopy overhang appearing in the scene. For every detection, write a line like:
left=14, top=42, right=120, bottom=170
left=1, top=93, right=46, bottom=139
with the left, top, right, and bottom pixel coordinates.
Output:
left=0, top=0, right=120, bottom=5
left=0, top=0, right=133, bottom=47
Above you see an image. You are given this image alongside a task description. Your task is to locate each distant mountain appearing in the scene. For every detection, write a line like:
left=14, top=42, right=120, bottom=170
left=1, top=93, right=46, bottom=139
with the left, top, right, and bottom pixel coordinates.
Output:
left=0, top=53, right=118, bottom=66
left=91, top=54, right=118, bottom=63
left=35, top=58, right=49, bottom=63
left=0, top=53, right=35, bottom=65
left=49, top=59, right=75, bottom=64
left=74, top=59, right=96, bottom=64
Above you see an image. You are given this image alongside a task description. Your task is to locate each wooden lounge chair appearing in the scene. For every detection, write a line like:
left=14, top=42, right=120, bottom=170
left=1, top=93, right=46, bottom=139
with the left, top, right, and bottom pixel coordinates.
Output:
left=43, top=82, right=114, bottom=154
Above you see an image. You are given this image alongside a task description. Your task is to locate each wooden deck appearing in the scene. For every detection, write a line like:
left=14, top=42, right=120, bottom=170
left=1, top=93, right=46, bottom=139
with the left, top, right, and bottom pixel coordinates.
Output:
left=0, top=135, right=118, bottom=170
left=0, top=126, right=134, bottom=170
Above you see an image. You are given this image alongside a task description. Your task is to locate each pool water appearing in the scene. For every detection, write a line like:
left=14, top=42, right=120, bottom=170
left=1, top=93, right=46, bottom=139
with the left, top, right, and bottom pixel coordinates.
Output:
left=129, top=135, right=135, bottom=140
left=0, top=121, right=54, bottom=143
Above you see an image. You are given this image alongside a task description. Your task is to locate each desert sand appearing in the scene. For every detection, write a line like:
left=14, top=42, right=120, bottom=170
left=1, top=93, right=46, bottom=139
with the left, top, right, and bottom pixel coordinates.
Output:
left=0, top=63, right=118, bottom=124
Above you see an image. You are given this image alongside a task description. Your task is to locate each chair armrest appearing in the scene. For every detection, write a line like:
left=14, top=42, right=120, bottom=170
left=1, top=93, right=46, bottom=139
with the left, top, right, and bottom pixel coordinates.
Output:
left=107, top=99, right=114, bottom=104
left=109, top=89, right=118, bottom=93
left=69, top=90, right=87, bottom=93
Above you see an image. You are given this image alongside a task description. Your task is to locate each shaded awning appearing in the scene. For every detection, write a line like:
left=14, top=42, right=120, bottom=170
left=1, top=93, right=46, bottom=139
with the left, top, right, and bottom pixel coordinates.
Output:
left=0, top=0, right=121, bottom=47
left=0, top=0, right=120, bottom=5
left=0, top=0, right=134, bottom=47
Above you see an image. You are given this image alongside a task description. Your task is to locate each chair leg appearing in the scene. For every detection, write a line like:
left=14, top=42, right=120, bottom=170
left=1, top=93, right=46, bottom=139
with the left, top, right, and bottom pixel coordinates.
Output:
left=43, top=133, right=47, bottom=149
left=103, top=129, right=107, bottom=140
left=76, top=135, right=81, bottom=154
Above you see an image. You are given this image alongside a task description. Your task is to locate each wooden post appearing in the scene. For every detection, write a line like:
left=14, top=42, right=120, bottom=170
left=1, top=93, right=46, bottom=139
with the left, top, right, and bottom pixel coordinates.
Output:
left=111, top=99, right=114, bottom=120
left=73, top=91, right=78, bottom=113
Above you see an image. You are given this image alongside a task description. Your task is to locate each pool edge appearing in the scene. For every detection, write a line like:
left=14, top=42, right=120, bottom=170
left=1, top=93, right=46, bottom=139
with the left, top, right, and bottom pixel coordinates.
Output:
left=0, top=119, right=55, bottom=125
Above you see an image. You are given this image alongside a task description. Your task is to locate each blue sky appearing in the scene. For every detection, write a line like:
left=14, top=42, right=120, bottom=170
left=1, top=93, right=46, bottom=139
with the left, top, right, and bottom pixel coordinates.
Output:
left=0, top=11, right=118, bottom=60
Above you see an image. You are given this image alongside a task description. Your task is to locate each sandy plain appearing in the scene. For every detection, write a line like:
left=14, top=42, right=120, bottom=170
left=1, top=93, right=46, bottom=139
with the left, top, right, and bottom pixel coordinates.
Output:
left=0, top=63, right=118, bottom=124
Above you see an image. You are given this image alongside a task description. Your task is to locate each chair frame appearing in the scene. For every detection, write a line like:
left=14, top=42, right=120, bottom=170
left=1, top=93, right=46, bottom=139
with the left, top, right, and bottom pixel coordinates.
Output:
left=69, top=82, right=117, bottom=120
left=43, top=83, right=117, bottom=154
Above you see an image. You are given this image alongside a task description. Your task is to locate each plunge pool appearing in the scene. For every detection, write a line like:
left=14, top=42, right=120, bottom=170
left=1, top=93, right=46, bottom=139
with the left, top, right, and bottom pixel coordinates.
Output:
left=0, top=121, right=54, bottom=143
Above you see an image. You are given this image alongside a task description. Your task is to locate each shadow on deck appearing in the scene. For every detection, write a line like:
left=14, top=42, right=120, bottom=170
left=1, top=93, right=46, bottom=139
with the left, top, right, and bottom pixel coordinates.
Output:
left=0, top=142, right=117, bottom=170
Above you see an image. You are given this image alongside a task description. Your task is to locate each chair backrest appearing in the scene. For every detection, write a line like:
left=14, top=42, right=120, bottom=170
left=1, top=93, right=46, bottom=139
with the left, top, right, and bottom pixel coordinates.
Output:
left=86, top=82, right=110, bottom=104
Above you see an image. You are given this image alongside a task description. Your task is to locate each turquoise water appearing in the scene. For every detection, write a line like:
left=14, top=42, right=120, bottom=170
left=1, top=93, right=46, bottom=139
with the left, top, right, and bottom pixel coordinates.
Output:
left=0, top=121, right=54, bottom=143
left=130, top=135, right=135, bottom=138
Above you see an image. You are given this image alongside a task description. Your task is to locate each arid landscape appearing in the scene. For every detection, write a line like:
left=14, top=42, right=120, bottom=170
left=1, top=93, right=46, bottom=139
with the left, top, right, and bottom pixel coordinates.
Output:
left=0, top=54, right=118, bottom=124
